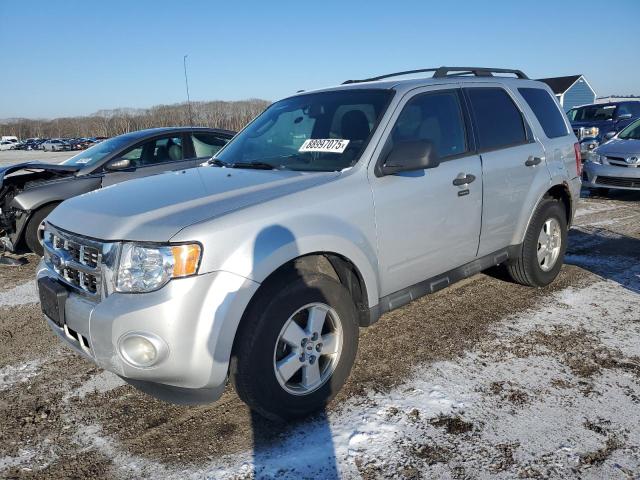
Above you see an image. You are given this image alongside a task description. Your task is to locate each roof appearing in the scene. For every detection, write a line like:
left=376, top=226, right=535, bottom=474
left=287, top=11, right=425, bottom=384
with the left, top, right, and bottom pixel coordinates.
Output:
left=117, top=126, right=235, bottom=141
left=537, top=75, right=583, bottom=94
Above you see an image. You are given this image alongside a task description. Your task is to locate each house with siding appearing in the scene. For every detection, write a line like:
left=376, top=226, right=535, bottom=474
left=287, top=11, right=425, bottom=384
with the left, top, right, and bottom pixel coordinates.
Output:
left=537, top=75, right=596, bottom=112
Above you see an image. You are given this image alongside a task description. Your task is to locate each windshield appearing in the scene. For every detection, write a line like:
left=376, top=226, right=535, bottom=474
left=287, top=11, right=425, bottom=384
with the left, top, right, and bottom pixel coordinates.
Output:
left=618, top=119, right=640, bottom=140
left=215, top=89, right=392, bottom=172
left=62, top=136, right=132, bottom=168
left=567, top=105, right=616, bottom=122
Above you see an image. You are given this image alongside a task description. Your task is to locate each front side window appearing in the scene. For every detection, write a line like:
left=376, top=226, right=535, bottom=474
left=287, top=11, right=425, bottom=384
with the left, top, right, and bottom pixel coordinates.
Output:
left=618, top=119, right=640, bottom=140
left=119, top=136, right=184, bottom=167
left=466, top=87, right=527, bottom=151
left=518, top=87, right=569, bottom=139
left=215, top=90, right=392, bottom=172
left=191, top=133, right=230, bottom=158
left=385, top=90, right=467, bottom=160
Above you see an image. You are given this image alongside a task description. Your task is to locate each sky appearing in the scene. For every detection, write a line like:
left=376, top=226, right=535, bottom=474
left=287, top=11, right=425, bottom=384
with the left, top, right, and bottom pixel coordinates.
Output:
left=1, top=0, right=639, bottom=119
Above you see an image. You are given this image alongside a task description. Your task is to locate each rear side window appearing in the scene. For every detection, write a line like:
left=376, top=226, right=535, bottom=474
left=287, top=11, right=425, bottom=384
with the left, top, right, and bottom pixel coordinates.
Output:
left=191, top=133, right=229, bottom=158
left=466, top=88, right=527, bottom=151
left=518, top=88, right=569, bottom=138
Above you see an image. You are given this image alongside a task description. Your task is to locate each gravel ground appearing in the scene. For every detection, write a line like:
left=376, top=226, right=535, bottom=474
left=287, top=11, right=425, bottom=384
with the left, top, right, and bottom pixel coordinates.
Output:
left=0, top=150, right=74, bottom=167
left=0, top=188, right=638, bottom=479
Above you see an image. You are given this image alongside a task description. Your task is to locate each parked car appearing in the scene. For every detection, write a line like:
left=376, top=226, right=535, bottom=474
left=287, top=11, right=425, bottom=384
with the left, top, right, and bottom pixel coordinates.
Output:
left=567, top=101, right=640, bottom=158
left=0, top=127, right=234, bottom=256
left=583, top=118, right=640, bottom=192
left=0, top=140, right=16, bottom=151
left=41, top=139, right=72, bottom=151
left=36, top=67, right=581, bottom=420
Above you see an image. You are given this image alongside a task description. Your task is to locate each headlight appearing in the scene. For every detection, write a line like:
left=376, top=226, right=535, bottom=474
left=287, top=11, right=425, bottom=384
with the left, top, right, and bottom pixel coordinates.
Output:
left=591, top=154, right=605, bottom=165
left=582, top=126, right=599, bottom=138
left=116, top=243, right=202, bottom=293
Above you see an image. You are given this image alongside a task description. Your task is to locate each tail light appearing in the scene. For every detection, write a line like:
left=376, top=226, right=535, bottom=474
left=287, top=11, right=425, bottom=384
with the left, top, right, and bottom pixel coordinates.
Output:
left=574, top=142, right=582, bottom=176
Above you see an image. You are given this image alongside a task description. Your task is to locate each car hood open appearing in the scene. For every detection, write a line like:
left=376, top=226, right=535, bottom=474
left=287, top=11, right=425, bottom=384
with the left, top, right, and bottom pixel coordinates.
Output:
left=47, top=166, right=339, bottom=242
left=0, top=162, right=80, bottom=188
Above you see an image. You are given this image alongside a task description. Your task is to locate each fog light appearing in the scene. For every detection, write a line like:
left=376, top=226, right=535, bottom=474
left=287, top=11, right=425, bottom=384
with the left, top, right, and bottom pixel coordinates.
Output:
left=118, top=333, right=166, bottom=367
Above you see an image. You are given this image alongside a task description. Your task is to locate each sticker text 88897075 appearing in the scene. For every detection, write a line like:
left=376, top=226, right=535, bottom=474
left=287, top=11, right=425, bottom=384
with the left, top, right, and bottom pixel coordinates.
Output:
left=298, top=138, right=350, bottom=154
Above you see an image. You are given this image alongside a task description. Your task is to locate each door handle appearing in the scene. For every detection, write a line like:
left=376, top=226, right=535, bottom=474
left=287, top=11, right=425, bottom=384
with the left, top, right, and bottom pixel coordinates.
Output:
left=452, top=174, right=476, bottom=186
left=525, top=156, right=543, bottom=167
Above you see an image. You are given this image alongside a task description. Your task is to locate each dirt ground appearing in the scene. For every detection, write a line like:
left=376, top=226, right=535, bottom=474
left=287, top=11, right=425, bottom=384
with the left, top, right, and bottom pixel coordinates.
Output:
left=0, top=188, right=639, bottom=479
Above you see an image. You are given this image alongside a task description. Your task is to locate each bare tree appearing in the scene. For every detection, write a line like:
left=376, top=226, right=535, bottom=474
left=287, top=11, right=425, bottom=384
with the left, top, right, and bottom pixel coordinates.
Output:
left=0, top=99, right=270, bottom=139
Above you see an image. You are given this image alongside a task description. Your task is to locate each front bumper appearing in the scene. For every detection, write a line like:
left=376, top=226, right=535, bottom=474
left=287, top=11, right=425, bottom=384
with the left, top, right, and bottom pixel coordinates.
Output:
left=37, top=260, right=260, bottom=403
left=582, top=161, right=640, bottom=190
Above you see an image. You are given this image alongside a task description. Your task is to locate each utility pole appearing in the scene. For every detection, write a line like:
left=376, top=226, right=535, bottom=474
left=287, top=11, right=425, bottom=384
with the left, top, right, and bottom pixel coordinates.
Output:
left=183, top=54, right=194, bottom=125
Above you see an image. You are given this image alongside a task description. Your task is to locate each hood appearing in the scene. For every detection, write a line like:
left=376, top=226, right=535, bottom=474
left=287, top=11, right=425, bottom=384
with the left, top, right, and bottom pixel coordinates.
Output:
left=47, top=166, right=339, bottom=242
left=0, top=162, right=79, bottom=188
left=595, top=138, right=640, bottom=156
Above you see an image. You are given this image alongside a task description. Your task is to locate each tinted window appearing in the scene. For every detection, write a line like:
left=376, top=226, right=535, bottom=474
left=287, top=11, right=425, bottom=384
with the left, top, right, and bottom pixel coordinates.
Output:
left=191, top=133, right=229, bottom=158
left=518, top=88, right=568, bottom=138
left=466, top=88, right=527, bottom=150
left=387, top=90, right=467, bottom=159
left=119, top=136, right=183, bottom=167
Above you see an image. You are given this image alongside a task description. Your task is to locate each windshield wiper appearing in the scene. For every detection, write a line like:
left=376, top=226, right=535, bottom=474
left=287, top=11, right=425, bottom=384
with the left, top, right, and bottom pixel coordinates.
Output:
left=229, top=161, right=277, bottom=170
left=207, top=158, right=227, bottom=167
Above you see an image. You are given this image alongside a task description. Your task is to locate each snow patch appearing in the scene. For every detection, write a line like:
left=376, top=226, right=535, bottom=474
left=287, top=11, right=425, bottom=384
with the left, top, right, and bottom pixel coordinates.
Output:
left=64, top=370, right=126, bottom=401
left=0, top=281, right=39, bottom=307
left=0, top=360, right=43, bottom=391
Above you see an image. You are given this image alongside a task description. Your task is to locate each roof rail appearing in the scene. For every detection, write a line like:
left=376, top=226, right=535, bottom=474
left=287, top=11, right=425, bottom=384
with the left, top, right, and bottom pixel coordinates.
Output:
left=342, top=66, right=528, bottom=84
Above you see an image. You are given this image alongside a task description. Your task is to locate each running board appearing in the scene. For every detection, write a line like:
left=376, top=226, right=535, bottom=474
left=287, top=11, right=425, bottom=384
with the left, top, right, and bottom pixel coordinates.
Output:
left=366, top=245, right=521, bottom=325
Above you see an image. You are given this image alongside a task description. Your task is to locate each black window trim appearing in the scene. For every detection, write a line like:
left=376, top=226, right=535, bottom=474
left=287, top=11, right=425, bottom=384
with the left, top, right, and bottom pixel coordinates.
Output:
left=462, top=86, right=535, bottom=155
left=374, top=88, right=476, bottom=177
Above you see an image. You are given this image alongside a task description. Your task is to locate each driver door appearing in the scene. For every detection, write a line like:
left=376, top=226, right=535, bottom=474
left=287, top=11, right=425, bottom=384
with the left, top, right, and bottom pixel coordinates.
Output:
left=370, top=86, right=482, bottom=297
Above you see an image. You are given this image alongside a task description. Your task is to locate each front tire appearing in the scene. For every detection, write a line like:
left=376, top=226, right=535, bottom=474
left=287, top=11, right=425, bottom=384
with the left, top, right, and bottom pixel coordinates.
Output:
left=230, top=271, right=359, bottom=421
left=24, top=203, right=59, bottom=256
left=505, top=198, right=567, bottom=287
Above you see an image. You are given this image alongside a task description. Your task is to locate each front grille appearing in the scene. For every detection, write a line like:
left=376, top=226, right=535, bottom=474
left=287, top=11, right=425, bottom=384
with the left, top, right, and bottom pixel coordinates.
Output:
left=606, top=156, right=634, bottom=168
left=44, top=227, right=103, bottom=297
left=596, top=176, right=640, bottom=188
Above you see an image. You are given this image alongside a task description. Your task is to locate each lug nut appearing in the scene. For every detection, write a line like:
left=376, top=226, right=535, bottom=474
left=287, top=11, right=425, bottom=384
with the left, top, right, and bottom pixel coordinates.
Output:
left=311, top=332, right=319, bottom=341
left=301, top=338, right=308, bottom=347
left=316, top=343, right=322, bottom=352
left=299, top=353, right=306, bottom=362
left=309, top=355, right=316, bottom=365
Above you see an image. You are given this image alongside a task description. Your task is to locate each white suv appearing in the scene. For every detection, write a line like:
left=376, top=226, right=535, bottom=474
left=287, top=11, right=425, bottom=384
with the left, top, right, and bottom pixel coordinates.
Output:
left=37, top=67, right=582, bottom=420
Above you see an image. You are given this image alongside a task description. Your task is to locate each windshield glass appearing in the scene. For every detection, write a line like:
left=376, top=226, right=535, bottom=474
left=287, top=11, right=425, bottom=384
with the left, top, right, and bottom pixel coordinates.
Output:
left=62, top=136, right=132, bottom=168
left=567, top=105, right=616, bottom=122
left=618, top=119, right=640, bottom=140
left=215, top=89, right=392, bottom=171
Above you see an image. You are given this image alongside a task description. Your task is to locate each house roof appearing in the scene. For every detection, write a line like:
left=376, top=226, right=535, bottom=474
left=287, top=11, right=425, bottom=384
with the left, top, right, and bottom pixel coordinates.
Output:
left=537, top=75, right=583, bottom=94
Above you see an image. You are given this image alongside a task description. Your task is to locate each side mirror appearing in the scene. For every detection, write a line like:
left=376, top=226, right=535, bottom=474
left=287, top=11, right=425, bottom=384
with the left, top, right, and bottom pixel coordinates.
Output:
left=379, top=140, right=439, bottom=176
left=105, top=158, right=133, bottom=171
left=604, top=131, right=616, bottom=141
left=616, top=113, right=633, bottom=121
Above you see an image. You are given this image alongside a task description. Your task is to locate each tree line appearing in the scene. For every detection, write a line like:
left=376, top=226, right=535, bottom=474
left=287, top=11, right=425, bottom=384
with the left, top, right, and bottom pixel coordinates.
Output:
left=0, top=99, right=271, bottom=139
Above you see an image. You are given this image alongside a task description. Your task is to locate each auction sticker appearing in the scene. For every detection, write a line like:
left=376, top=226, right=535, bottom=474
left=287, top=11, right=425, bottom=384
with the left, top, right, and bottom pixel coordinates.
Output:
left=299, top=138, right=350, bottom=153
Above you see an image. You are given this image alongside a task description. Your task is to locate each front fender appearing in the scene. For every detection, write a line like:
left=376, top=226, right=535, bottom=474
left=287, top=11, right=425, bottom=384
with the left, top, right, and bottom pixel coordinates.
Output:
left=174, top=213, right=381, bottom=309
left=11, top=176, right=101, bottom=211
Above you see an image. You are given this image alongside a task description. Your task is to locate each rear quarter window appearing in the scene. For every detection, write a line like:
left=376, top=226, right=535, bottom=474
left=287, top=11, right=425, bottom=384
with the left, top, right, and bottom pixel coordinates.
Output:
left=466, top=87, right=527, bottom=151
left=518, top=88, right=569, bottom=139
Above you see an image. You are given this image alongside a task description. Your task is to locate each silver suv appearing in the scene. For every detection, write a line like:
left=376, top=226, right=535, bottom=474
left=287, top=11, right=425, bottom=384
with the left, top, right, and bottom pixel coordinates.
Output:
left=37, top=67, right=582, bottom=420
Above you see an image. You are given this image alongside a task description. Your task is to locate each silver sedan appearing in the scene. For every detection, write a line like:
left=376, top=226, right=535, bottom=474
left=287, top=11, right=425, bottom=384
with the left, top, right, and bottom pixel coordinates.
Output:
left=583, top=118, right=640, bottom=192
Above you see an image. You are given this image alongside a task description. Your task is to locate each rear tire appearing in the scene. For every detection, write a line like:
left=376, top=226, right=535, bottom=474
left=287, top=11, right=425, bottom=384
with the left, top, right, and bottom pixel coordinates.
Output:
left=505, top=198, right=567, bottom=287
left=24, top=203, right=59, bottom=256
left=230, top=271, right=359, bottom=421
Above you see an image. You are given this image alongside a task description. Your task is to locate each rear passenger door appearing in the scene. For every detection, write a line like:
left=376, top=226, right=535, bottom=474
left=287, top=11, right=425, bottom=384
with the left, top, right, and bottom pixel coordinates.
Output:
left=464, top=85, right=548, bottom=256
left=370, top=87, right=482, bottom=296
